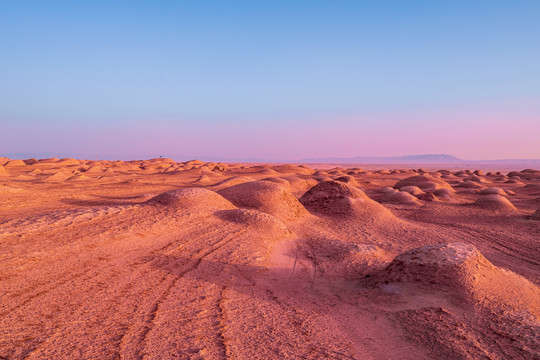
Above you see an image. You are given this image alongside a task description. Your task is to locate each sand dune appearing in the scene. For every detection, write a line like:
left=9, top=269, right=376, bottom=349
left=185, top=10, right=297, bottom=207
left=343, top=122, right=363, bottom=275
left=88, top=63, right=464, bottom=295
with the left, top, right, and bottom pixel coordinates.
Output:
left=0, top=158, right=538, bottom=359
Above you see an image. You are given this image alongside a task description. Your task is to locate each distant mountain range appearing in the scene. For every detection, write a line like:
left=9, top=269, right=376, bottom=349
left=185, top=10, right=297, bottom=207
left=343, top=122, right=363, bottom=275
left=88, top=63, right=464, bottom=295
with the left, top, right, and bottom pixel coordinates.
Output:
left=300, top=154, right=540, bottom=164
left=2, top=152, right=540, bottom=164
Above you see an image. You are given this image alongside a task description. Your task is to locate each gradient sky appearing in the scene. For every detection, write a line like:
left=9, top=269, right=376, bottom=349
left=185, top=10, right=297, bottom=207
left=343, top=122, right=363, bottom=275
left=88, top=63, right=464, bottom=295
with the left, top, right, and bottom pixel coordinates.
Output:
left=1, top=1, right=539, bottom=160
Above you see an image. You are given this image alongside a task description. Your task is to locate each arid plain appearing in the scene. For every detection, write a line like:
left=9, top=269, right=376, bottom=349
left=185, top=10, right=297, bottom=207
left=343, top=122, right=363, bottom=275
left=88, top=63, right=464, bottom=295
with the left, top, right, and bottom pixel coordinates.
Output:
left=0, top=157, right=539, bottom=359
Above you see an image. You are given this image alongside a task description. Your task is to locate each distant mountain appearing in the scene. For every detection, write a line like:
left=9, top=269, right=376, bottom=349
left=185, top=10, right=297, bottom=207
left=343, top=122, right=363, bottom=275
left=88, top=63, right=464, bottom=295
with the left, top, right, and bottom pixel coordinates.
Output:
left=300, top=154, right=540, bottom=164
left=301, top=154, right=465, bottom=164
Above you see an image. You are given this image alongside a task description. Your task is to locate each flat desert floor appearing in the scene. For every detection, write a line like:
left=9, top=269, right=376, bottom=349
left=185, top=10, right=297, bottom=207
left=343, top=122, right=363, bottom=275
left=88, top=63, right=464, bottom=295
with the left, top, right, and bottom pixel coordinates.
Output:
left=0, top=157, right=539, bottom=360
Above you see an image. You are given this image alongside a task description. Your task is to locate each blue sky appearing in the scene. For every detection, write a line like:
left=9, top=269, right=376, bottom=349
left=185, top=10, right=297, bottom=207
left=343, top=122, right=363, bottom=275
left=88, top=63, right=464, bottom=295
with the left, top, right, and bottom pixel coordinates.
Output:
left=1, top=1, right=539, bottom=160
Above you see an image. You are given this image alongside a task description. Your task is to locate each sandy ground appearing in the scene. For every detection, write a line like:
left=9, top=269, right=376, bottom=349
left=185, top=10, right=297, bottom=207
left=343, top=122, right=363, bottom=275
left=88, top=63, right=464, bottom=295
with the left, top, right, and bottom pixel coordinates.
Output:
left=0, top=157, right=539, bottom=359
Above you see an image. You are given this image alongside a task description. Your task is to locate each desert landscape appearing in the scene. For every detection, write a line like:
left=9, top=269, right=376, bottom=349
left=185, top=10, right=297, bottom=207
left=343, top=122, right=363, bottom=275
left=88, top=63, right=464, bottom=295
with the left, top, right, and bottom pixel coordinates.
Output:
left=0, top=157, right=538, bottom=359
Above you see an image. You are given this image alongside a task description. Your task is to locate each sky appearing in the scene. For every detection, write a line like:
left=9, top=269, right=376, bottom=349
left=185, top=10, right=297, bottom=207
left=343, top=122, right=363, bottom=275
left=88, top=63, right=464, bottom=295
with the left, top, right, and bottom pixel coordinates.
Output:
left=1, top=1, right=539, bottom=161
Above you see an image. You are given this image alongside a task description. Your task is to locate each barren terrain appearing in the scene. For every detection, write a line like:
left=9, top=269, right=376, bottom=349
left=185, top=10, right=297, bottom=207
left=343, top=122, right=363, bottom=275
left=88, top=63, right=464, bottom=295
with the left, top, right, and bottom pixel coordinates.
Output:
left=0, top=157, right=539, bottom=359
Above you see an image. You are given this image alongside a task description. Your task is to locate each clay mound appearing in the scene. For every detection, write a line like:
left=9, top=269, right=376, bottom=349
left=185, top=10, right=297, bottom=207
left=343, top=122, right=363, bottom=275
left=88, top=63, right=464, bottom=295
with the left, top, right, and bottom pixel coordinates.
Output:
left=146, top=188, right=235, bottom=212
left=282, top=176, right=317, bottom=192
left=394, top=175, right=452, bottom=192
left=465, top=175, right=487, bottom=183
left=272, top=164, right=313, bottom=175
left=0, top=165, right=10, bottom=177
left=313, top=175, right=334, bottom=183
left=0, top=157, right=9, bottom=165
left=43, top=172, right=72, bottom=182
left=184, top=159, right=206, bottom=167
left=4, top=159, right=26, bottom=167
left=192, top=175, right=214, bottom=186
left=382, top=191, right=421, bottom=205
left=27, top=169, right=42, bottom=175
left=218, top=181, right=307, bottom=222
left=373, top=243, right=539, bottom=314
left=215, top=208, right=288, bottom=233
left=433, top=188, right=457, bottom=200
left=66, top=174, right=92, bottom=181
left=23, top=158, right=37, bottom=165
left=530, top=209, right=540, bottom=220
left=441, top=174, right=461, bottom=181
left=211, top=176, right=256, bottom=189
left=474, top=194, right=517, bottom=211
left=13, top=174, right=34, bottom=180
left=299, top=238, right=393, bottom=278
left=85, top=166, right=104, bottom=173
left=456, top=180, right=485, bottom=189
left=56, top=158, right=81, bottom=166
left=300, top=181, right=396, bottom=220
left=37, top=157, right=59, bottom=164
left=334, top=175, right=360, bottom=186
left=380, top=186, right=398, bottom=194
left=257, top=169, right=280, bottom=176
left=509, top=170, right=540, bottom=180
left=398, top=186, right=425, bottom=196
left=480, top=187, right=508, bottom=196
left=418, top=192, right=437, bottom=202
left=505, top=178, right=525, bottom=185
left=261, top=177, right=292, bottom=189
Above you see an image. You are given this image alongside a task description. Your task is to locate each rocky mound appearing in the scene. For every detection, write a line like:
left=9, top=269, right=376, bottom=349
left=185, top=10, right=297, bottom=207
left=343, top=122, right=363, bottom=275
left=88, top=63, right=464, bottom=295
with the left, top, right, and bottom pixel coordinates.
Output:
left=398, top=186, right=425, bottom=196
left=210, top=176, right=256, bottom=189
left=66, top=174, right=92, bottom=181
left=394, top=175, right=452, bottom=192
left=334, top=175, right=360, bottom=186
left=300, top=180, right=395, bottom=220
left=56, top=158, right=81, bottom=166
left=218, top=181, right=307, bottom=222
left=380, top=190, right=421, bottom=205
left=529, top=209, right=540, bottom=220
left=272, top=164, right=313, bottom=175
left=456, top=180, right=485, bottom=189
left=282, top=176, right=317, bottom=192
left=146, top=188, right=235, bottom=212
left=432, top=188, right=457, bottom=201
left=372, top=243, right=539, bottom=315
left=0, top=165, right=10, bottom=177
left=43, top=172, right=73, bottom=182
left=192, top=175, right=214, bottom=186
left=479, top=187, right=508, bottom=196
left=508, top=169, right=540, bottom=180
left=474, top=194, right=517, bottom=211
left=214, top=208, right=289, bottom=233
left=261, top=177, right=293, bottom=189
left=4, top=159, right=26, bottom=167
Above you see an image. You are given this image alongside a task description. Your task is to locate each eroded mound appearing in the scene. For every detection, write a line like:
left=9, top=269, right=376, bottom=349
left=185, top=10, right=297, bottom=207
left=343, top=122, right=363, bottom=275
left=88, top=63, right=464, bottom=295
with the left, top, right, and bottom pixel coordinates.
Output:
left=479, top=187, right=508, bottom=196
left=381, top=191, right=421, bottom=205
left=218, top=181, right=307, bottom=222
left=474, top=194, right=517, bottom=211
left=4, top=159, right=26, bottom=167
left=398, top=186, right=425, bottom=196
left=394, top=175, right=452, bottom=192
left=299, top=180, right=395, bottom=220
left=146, top=188, right=235, bottom=212
left=214, top=208, right=289, bottom=233
left=373, top=243, right=540, bottom=315
left=211, top=176, right=256, bottom=189
left=0, top=165, right=9, bottom=177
